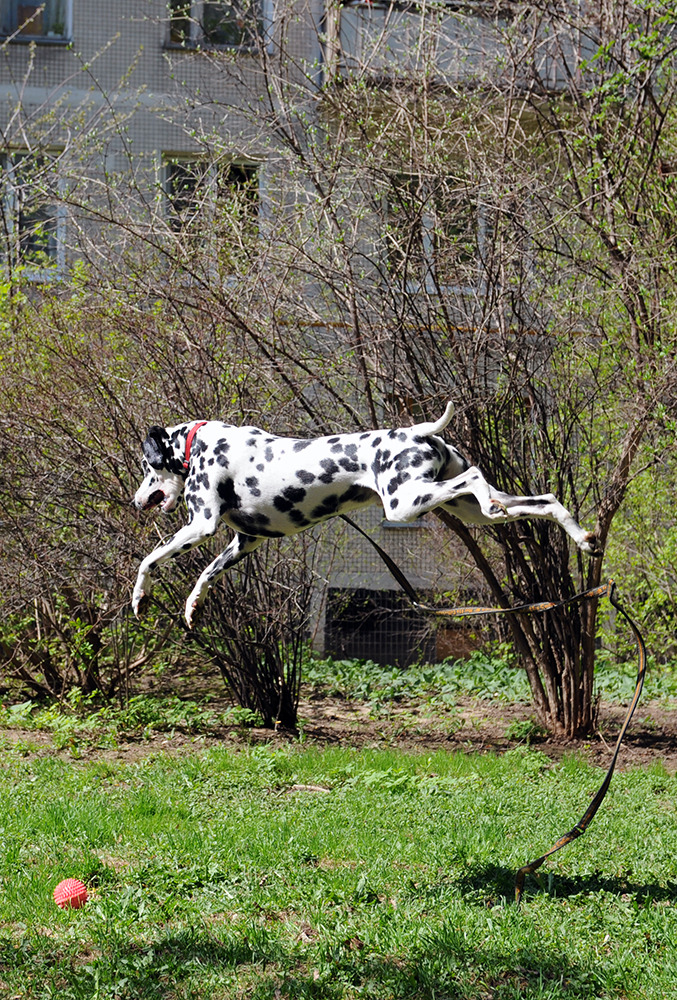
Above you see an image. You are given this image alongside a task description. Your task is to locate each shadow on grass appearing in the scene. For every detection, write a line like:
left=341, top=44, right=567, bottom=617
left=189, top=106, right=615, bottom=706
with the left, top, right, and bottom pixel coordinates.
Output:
left=2, top=896, right=646, bottom=1000
left=452, top=860, right=677, bottom=904
left=5, top=926, right=621, bottom=1000
left=0, top=927, right=282, bottom=1000
left=97, top=927, right=622, bottom=1000
left=1, top=867, right=664, bottom=999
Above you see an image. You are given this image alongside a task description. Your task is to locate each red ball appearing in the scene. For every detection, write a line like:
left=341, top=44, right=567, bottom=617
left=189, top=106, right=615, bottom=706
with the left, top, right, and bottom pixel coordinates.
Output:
left=53, top=878, right=88, bottom=909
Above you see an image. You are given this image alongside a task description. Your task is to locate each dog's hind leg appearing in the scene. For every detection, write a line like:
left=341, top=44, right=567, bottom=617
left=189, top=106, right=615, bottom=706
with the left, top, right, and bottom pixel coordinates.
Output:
left=184, top=533, right=264, bottom=628
left=441, top=489, right=601, bottom=554
left=382, top=467, right=505, bottom=524
left=485, top=490, right=602, bottom=553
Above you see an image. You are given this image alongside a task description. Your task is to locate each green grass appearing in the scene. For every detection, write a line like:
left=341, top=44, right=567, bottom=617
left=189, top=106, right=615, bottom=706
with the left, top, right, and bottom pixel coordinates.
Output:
left=1, top=743, right=677, bottom=998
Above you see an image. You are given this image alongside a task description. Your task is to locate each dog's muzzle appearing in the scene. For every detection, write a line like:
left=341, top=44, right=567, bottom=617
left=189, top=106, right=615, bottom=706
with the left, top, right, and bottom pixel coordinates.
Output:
left=140, top=489, right=166, bottom=511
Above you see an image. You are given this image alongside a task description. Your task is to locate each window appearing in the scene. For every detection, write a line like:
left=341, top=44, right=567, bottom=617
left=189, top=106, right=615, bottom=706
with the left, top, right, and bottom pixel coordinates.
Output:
left=385, top=174, right=481, bottom=290
left=216, top=162, right=258, bottom=225
left=1, top=152, right=64, bottom=276
left=162, top=155, right=259, bottom=269
left=164, top=157, right=210, bottom=232
left=0, top=0, right=69, bottom=39
left=164, top=157, right=258, bottom=226
left=168, top=0, right=266, bottom=50
left=431, top=184, right=480, bottom=287
left=385, top=174, right=429, bottom=284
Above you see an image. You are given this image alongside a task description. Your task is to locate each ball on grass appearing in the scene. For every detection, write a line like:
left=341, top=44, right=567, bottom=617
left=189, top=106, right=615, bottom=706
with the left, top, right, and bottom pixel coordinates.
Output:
left=53, top=878, right=88, bottom=910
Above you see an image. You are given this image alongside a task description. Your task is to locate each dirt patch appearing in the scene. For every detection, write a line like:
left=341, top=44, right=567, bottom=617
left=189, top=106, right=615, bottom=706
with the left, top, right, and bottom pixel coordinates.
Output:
left=293, top=694, right=677, bottom=771
left=1, top=690, right=676, bottom=771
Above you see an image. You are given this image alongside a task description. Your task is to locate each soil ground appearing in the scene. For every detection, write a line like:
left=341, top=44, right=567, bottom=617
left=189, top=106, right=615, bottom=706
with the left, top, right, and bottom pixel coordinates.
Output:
left=1, top=664, right=675, bottom=771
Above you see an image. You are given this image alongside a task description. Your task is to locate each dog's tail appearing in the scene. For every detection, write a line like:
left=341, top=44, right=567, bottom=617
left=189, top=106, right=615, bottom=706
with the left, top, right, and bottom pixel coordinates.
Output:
left=414, top=401, right=454, bottom=437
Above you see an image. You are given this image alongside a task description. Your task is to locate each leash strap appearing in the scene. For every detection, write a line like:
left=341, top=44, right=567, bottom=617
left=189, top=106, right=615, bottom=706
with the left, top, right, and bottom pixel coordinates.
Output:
left=183, top=421, right=208, bottom=470
left=339, top=515, right=610, bottom=614
left=339, top=514, right=647, bottom=904
left=513, top=584, right=646, bottom=903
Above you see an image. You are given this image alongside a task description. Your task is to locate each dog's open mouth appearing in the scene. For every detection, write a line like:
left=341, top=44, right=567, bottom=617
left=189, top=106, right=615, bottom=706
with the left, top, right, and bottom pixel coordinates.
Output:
left=144, top=490, right=166, bottom=510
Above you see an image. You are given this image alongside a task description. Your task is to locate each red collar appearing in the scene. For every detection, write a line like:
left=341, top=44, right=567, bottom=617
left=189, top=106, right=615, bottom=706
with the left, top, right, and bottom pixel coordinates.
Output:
left=183, top=421, right=208, bottom=470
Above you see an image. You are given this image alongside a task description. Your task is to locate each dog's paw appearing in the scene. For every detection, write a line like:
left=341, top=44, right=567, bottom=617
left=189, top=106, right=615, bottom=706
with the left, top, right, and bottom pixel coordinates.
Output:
left=579, top=533, right=604, bottom=557
left=132, top=592, right=149, bottom=618
left=488, top=499, right=508, bottom=518
left=185, top=596, right=203, bottom=629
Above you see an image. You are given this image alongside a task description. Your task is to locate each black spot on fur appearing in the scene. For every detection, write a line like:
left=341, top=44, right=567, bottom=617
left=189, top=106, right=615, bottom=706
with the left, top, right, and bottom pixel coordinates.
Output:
left=273, top=485, right=307, bottom=512
left=371, top=449, right=392, bottom=478
left=293, top=439, right=312, bottom=452
left=229, top=513, right=283, bottom=538
left=273, top=494, right=292, bottom=513
left=296, top=470, right=315, bottom=484
left=217, top=478, right=241, bottom=512
left=318, top=459, right=339, bottom=484
left=338, top=485, right=372, bottom=506
left=311, top=494, right=339, bottom=520
left=387, top=471, right=411, bottom=494
left=288, top=509, right=310, bottom=527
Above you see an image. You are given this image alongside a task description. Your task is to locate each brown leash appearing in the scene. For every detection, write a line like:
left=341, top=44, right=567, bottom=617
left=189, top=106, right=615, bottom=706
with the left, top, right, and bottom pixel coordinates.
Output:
left=340, top=515, right=648, bottom=904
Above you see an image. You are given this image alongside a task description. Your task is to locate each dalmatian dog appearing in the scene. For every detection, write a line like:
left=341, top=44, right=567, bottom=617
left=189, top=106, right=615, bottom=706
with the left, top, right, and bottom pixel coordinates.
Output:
left=132, top=403, right=601, bottom=627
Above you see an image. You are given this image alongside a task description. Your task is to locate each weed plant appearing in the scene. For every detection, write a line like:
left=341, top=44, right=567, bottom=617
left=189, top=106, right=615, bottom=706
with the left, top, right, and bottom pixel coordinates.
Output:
left=304, top=649, right=677, bottom=707
left=0, top=692, right=261, bottom=756
left=0, top=743, right=676, bottom=998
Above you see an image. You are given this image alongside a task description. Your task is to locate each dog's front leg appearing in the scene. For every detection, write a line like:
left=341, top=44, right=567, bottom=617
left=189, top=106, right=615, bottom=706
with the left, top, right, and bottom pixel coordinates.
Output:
left=132, top=517, right=218, bottom=617
left=184, top=533, right=264, bottom=628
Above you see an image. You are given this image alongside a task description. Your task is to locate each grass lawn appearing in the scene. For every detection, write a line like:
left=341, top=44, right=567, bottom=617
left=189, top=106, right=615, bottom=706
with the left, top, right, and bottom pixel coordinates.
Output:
left=1, top=738, right=676, bottom=999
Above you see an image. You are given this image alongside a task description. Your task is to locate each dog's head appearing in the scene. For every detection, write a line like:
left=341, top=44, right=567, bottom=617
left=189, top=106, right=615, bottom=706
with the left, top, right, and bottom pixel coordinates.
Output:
left=134, top=425, right=186, bottom=513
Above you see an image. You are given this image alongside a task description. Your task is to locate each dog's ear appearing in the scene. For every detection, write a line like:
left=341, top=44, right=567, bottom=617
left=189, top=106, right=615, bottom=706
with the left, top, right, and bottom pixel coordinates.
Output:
left=143, top=426, right=170, bottom=469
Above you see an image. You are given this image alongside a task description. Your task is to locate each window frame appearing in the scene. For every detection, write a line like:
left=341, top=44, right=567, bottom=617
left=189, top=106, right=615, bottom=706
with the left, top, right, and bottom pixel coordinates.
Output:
left=161, top=153, right=261, bottom=277
left=162, top=154, right=260, bottom=226
left=384, top=173, right=486, bottom=294
left=1, top=151, right=66, bottom=280
left=0, top=0, right=72, bottom=42
left=166, top=0, right=273, bottom=52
